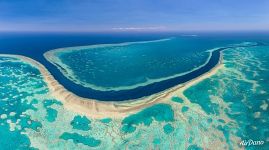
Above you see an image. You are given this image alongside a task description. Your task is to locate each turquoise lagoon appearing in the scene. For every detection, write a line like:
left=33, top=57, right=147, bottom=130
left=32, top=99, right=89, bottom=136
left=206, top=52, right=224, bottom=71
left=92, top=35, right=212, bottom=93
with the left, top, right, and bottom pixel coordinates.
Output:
left=0, top=33, right=269, bottom=149
left=44, top=37, right=239, bottom=93
left=43, top=37, right=262, bottom=101
left=45, top=38, right=211, bottom=91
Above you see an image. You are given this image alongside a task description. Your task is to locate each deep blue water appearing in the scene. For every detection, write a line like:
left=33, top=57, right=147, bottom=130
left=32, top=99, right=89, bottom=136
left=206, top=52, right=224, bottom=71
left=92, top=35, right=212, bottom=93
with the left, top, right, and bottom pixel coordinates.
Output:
left=48, top=37, right=211, bottom=91
left=1, top=34, right=268, bottom=149
left=0, top=31, right=268, bottom=101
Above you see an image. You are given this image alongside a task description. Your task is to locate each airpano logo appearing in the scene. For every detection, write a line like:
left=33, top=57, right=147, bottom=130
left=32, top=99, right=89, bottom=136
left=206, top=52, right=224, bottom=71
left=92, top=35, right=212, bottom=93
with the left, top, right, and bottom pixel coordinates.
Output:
left=240, top=139, right=265, bottom=146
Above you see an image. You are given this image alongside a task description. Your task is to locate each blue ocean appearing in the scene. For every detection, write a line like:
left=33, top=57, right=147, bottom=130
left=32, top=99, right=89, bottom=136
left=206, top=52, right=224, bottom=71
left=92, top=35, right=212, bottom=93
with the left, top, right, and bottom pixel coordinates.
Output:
left=1, top=32, right=268, bottom=100
left=0, top=32, right=268, bottom=149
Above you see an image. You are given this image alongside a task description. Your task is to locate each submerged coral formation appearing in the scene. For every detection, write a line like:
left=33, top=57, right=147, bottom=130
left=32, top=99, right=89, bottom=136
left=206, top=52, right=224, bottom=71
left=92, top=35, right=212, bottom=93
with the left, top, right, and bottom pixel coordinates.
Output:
left=0, top=42, right=268, bottom=149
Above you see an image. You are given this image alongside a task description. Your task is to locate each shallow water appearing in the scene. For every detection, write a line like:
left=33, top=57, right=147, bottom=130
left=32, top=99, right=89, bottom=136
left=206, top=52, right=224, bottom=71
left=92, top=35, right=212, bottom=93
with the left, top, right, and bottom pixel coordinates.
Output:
left=0, top=40, right=268, bottom=149
left=45, top=38, right=212, bottom=91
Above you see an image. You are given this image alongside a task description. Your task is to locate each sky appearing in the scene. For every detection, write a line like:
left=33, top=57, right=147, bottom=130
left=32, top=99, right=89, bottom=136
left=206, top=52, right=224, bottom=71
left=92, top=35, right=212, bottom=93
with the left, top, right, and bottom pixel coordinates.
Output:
left=0, top=0, right=269, bottom=32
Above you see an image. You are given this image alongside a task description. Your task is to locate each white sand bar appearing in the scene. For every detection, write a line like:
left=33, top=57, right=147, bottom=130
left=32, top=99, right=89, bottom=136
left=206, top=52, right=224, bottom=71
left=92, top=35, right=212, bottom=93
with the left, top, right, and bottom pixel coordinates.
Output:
left=0, top=54, right=223, bottom=119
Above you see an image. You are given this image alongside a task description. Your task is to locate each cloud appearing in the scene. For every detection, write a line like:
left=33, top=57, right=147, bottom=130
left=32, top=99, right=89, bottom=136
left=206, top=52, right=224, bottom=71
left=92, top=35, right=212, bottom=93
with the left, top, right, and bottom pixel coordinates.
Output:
left=112, top=26, right=166, bottom=31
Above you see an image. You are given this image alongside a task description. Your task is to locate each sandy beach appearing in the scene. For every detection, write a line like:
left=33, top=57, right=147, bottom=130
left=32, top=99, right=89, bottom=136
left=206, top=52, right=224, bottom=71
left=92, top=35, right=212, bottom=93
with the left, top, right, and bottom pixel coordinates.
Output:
left=0, top=53, right=223, bottom=119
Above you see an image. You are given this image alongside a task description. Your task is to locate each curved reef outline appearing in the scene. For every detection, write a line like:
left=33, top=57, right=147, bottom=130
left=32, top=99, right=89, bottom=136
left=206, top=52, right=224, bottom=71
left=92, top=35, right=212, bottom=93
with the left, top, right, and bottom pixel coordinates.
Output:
left=0, top=42, right=263, bottom=118
left=44, top=40, right=262, bottom=101
left=44, top=37, right=212, bottom=92
left=0, top=52, right=222, bottom=119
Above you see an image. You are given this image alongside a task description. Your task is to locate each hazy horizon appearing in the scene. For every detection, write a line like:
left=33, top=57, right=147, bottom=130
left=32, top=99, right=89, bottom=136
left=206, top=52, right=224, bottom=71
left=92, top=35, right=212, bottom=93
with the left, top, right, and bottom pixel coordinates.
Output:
left=1, top=0, right=269, bottom=32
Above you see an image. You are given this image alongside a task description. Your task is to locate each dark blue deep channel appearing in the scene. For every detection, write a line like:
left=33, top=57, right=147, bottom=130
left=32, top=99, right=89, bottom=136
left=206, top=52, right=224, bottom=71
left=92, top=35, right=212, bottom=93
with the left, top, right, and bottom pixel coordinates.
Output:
left=0, top=32, right=267, bottom=101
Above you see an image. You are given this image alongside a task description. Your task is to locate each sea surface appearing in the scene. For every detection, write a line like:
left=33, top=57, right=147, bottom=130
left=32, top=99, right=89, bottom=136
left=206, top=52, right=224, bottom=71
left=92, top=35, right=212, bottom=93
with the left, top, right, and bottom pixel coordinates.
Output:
left=0, top=32, right=269, bottom=149
left=1, top=32, right=268, bottom=100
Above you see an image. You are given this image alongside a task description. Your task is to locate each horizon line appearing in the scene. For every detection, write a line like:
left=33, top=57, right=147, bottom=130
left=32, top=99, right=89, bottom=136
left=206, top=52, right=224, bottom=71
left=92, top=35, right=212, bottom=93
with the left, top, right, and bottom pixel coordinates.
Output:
left=1, top=29, right=269, bottom=33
